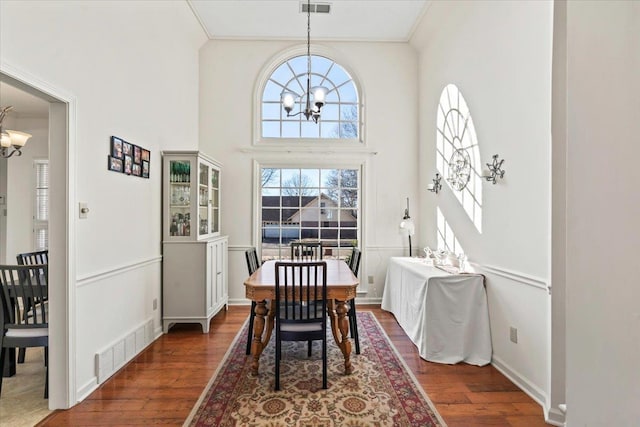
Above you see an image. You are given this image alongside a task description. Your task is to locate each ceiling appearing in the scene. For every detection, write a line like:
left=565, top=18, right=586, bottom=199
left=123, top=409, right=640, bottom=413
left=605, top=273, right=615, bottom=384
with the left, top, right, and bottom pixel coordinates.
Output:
left=0, top=82, right=49, bottom=119
left=1, top=1, right=431, bottom=117
left=188, top=0, right=431, bottom=42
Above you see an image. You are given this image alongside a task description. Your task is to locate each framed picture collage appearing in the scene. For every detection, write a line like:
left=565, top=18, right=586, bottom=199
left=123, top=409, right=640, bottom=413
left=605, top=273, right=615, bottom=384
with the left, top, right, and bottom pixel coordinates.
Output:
left=108, top=136, right=150, bottom=178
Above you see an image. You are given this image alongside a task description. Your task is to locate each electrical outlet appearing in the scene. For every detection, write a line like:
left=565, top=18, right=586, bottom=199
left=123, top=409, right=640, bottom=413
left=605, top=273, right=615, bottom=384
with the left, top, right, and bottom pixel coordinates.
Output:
left=510, top=327, right=518, bottom=343
left=153, top=298, right=158, bottom=310
left=368, top=275, right=374, bottom=284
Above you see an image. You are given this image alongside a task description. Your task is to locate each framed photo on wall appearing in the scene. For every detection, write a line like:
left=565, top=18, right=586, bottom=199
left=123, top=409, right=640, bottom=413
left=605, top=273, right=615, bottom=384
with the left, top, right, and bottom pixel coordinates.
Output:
left=141, top=149, right=150, bottom=162
left=108, top=156, right=123, bottom=172
left=133, top=146, right=141, bottom=164
left=124, top=155, right=133, bottom=175
left=110, top=136, right=123, bottom=159
left=142, top=160, right=150, bottom=178
left=122, top=141, right=133, bottom=157
left=132, top=163, right=142, bottom=176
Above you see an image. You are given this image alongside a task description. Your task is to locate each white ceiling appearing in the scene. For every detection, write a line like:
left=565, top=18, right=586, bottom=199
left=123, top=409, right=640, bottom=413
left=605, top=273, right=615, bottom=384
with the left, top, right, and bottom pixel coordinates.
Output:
left=0, top=82, right=49, bottom=119
left=2, top=1, right=431, bottom=117
left=188, top=0, right=430, bottom=42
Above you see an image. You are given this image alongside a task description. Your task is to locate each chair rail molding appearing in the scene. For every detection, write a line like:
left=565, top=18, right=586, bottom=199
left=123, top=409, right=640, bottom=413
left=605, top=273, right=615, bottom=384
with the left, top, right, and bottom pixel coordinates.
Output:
left=76, top=256, right=162, bottom=288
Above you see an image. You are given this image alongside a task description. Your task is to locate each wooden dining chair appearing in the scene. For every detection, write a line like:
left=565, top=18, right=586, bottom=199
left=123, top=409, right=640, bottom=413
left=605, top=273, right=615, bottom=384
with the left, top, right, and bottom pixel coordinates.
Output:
left=347, top=248, right=362, bottom=354
left=245, top=247, right=261, bottom=355
left=274, top=261, right=328, bottom=391
left=290, top=242, right=323, bottom=261
left=0, top=264, right=49, bottom=398
left=15, top=250, right=48, bottom=364
left=16, top=250, right=48, bottom=267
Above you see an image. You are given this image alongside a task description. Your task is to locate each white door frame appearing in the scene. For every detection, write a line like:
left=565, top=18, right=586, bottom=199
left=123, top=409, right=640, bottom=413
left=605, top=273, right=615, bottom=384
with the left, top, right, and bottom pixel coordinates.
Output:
left=1, top=61, right=77, bottom=409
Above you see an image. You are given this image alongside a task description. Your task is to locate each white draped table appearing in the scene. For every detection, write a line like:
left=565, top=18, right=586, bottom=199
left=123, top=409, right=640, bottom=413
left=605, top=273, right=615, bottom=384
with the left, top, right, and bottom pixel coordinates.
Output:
left=381, top=257, right=492, bottom=366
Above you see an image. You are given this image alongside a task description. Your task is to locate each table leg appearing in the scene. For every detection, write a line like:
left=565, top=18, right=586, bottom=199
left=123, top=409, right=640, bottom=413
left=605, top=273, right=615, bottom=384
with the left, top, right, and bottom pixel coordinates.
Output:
left=328, top=299, right=353, bottom=375
left=250, top=300, right=274, bottom=375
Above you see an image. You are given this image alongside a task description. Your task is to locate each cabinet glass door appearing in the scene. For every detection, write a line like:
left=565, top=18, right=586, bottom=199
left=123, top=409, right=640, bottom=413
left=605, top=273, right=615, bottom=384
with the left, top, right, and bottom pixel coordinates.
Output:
left=211, top=168, right=220, bottom=234
left=198, top=162, right=210, bottom=237
left=169, top=160, right=192, bottom=237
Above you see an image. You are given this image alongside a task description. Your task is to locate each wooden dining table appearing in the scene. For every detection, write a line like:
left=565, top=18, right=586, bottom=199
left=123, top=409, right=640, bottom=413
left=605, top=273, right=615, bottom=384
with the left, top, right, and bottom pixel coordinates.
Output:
left=244, top=259, right=359, bottom=376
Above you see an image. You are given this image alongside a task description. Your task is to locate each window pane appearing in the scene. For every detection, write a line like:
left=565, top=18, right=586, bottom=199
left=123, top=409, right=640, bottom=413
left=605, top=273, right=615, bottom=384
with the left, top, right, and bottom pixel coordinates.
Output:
left=301, top=121, right=320, bottom=138
left=263, top=80, right=284, bottom=102
left=263, top=121, right=280, bottom=138
left=300, top=169, right=320, bottom=187
left=262, top=102, right=282, bottom=120
left=282, top=121, right=299, bottom=138
left=320, top=103, right=339, bottom=121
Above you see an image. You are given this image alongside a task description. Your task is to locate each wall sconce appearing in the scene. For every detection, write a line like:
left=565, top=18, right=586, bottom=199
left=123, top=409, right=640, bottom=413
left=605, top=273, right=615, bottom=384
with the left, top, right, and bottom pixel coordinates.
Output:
left=484, top=154, right=505, bottom=184
left=0, top=106, right=32, bottom=159
left=427, top=173, right=442, bottom=194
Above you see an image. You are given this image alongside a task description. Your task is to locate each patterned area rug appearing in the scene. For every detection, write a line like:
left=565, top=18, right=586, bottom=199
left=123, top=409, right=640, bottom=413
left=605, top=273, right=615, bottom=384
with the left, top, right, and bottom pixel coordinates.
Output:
left=184, top=311, right=446, bottom=426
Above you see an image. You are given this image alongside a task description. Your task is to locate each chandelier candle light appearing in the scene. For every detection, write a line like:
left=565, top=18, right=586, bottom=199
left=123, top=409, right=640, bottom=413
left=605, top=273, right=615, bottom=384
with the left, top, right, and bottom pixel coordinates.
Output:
left=280, top=0, right=329, bottom=123
left=0, top=106, right=32, bottom=158
left=399, top=197, right=415, bottom=257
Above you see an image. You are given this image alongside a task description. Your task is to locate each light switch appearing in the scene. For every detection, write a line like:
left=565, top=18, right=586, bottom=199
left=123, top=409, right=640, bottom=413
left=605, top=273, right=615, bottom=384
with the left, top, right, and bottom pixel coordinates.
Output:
left=79, top=202, right=89, bottom=219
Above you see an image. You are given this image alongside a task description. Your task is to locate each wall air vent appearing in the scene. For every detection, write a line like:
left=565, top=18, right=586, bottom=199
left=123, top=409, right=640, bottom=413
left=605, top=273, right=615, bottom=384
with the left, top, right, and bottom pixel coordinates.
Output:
left=301, top=2, right=331, bottom=14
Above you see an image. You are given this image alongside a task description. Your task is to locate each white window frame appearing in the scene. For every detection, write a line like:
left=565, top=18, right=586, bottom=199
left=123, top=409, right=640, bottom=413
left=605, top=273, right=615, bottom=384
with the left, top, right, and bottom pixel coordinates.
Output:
left=254, top=45, right=366, bottom=147
left=252, top=158, right=368, bottom=291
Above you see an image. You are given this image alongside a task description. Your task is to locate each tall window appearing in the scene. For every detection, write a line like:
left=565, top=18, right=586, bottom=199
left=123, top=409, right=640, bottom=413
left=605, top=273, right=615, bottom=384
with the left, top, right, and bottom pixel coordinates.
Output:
left=261, top=55, right=359, bottom=140
left=260, top=167, right=359, bottom=261
left=33, top=160, right=49, bottom=250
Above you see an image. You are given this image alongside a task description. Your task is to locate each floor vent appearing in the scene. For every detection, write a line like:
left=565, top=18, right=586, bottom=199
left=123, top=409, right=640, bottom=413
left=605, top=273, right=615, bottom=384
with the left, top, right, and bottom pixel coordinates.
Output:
left=301, top=2, right=331, bottom=14
left=95, top=318, right=155, bottom=383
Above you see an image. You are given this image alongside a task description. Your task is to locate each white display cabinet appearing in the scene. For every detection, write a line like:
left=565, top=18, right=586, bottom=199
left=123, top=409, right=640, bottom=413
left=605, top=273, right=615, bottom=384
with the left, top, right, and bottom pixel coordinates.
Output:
left=162, top=151, right=227, bottom=333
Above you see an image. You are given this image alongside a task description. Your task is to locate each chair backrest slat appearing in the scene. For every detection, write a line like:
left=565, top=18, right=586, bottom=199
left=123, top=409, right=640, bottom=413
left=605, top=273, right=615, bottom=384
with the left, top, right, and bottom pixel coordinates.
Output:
left=0, top=264, right=49, bottom=327
left=290, top=242, right=323, bottom=261
left=349, top=248, right=361, bottom=277
left=245, top=247, right=261, bottom=275
left=17, top=250, right=49, bottom=266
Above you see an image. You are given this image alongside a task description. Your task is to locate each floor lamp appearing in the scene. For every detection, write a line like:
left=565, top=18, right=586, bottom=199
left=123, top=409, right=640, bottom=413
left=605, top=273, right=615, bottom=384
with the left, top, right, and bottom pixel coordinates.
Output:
left=399, top=198, right=415, bottom=256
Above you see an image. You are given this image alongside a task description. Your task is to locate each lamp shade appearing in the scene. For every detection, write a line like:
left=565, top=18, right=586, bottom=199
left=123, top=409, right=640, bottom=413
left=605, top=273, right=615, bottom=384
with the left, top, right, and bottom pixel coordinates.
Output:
left=311, top=86, right=328, bottom=107
left=7, top=130, right=32, bottom=147
left=399, top=217, right=415, bottom=236
left=281, top=91, right=296, bottom=111
left=0, top=132, right=11, bottom=148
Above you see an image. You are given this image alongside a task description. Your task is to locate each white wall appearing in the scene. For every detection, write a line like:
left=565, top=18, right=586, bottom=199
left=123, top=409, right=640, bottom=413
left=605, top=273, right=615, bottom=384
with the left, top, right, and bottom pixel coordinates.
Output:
left=564, top=1, right=640, bottom=424
left=199, top=40, right=418, bottom=303
left=0, top=0, right=207, bottom=404
left=3, top=116, right=49, bottom=262
left=411, top=0, right=554, bottom=416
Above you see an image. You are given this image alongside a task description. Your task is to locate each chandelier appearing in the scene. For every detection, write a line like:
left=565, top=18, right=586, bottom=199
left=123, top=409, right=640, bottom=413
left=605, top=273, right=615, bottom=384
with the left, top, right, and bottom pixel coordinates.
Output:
left=1, top=106, right=32, bottom=158
left=280, top=0, right=329, bottom=123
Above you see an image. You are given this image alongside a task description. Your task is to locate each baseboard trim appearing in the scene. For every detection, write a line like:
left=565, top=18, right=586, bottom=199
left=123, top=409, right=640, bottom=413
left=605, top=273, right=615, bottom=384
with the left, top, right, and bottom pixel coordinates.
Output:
left=545, top=407, right=566, bottom=426
left=76, top=256, right=162, bottom=288
left=491, top=355, right=547, bottom=409
left=76, top=378, right=98, bottom=403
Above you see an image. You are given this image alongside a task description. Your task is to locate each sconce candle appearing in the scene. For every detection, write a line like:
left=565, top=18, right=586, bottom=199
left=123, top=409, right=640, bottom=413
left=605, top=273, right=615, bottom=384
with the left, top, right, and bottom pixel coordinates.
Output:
left=484, top=154, right=505, bottom=184
left=427, top=173, right=442, bottom=194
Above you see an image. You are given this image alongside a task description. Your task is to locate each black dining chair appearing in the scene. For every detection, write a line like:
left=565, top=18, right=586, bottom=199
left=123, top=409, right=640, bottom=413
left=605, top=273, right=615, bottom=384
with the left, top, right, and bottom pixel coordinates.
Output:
left=274, top=261, right=328, bottom=391
left=290, top=241, right=323, bottom=261
left=0, top=264, right=49, bottom=398
left=15, top=250, right=48, bottom=364
left=245, top=247, right=261, bottom=355
left=347, top=248, right=362, bottom=354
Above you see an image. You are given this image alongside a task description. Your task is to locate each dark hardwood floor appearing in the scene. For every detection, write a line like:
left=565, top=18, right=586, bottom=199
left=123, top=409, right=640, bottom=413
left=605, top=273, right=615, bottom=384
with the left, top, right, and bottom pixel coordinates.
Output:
left=38, top=306, right=548, bottom=426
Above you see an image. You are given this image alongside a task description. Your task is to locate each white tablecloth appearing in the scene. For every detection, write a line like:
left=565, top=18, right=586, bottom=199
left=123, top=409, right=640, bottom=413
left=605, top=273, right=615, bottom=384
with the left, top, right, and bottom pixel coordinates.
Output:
left=381, top=257, right=492, bottom=366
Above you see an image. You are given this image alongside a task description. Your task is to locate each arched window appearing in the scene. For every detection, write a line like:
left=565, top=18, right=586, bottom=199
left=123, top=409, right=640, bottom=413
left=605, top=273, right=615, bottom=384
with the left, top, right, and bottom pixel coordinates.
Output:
left=261, top=54, right=359, bottom=140
left=436, top=84, right=483, bottom=232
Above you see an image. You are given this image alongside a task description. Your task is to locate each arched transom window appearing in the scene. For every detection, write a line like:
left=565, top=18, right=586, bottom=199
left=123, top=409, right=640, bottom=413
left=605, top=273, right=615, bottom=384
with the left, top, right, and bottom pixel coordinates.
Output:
left=261, top=55, right=359, bottom=140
